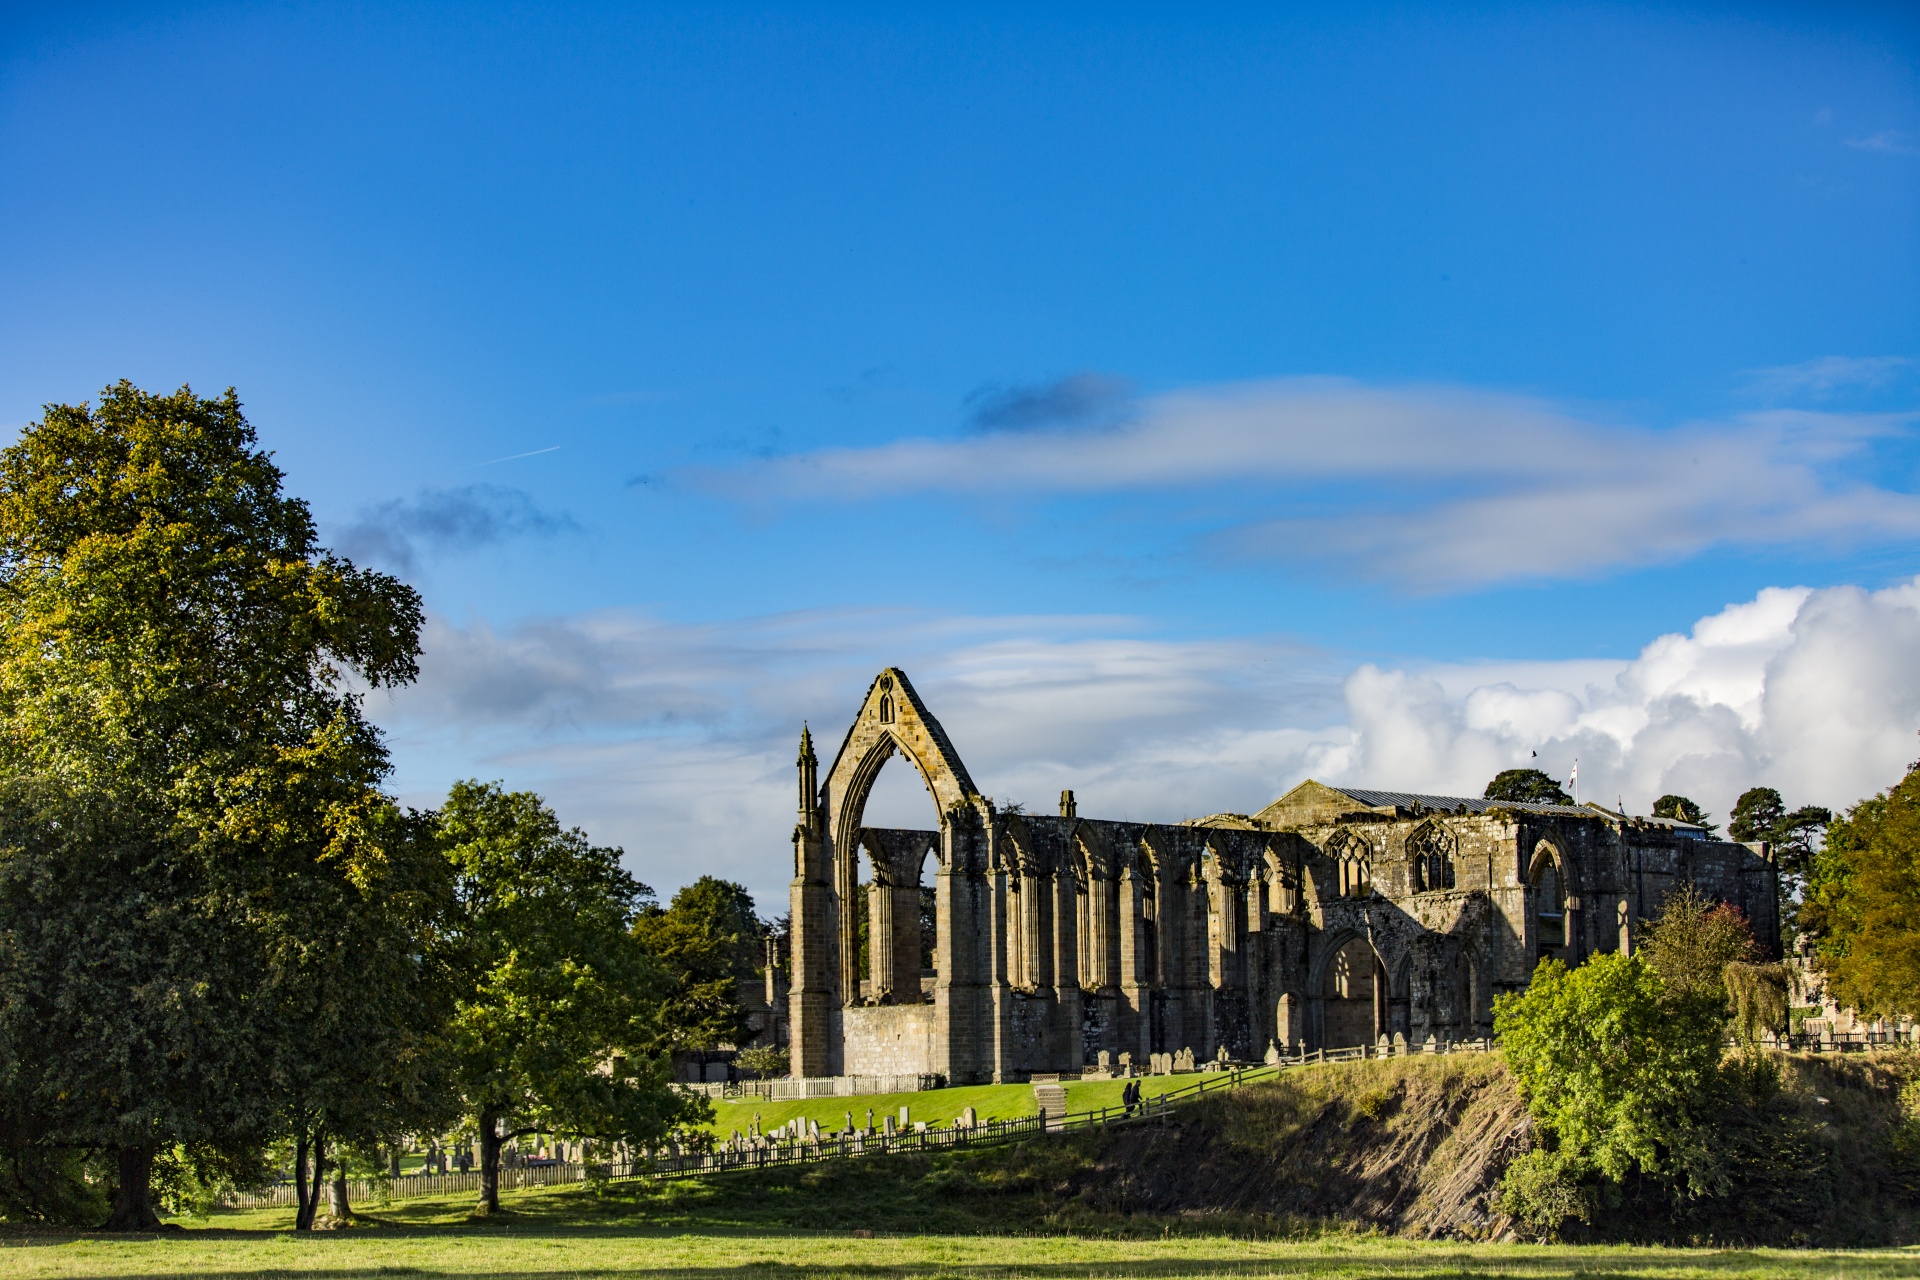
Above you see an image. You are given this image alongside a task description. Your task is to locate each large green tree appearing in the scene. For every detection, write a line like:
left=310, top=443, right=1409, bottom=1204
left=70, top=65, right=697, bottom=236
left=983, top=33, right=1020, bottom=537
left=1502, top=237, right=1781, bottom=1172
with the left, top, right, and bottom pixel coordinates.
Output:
left=633, top=876, right=765, bottom=1052
left=438, top=781, right=702, bottom=1214
left=0, top=383, right=423, bottom=1228
left=1652, top=794, right=1718, bottom=835
left=1801, top=763, right=1920, bottom=1017
left=253, top=802, right=460, bottom=1229
left=1494, top=952, right=1726, bottom=1234
left=1485, top=769, right=1572, bottom=805
left=1637, top=883, right=1758, bottom=1004
left=1728, top=786, right=1830, bottom=931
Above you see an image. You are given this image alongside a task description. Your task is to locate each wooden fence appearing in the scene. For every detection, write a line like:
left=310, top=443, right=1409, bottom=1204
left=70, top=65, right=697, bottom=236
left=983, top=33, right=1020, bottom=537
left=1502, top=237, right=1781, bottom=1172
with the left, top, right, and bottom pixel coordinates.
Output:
left=222, top=1030, right=1905, bottom=1210
left=223, top=1045, right=1387, bottom=1209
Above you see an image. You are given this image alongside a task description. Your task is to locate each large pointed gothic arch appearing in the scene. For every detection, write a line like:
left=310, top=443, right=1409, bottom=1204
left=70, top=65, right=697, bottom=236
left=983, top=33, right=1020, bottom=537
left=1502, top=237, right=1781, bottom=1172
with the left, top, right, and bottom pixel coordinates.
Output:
left=822, top=669, right=979, bottom=854
left=818, top=669, right=984, bottom=1011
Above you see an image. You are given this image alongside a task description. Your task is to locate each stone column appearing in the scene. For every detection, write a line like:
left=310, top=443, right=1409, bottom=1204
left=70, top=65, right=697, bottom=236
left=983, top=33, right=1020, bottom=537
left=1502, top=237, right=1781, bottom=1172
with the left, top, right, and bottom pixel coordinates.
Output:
left=1053, top=870, right=1082, bottom=1068
left=868, top=879, right=895, bottom=1003
left=1117, top=868, right=1149, bottom=1061
left=892, top=881, right=923, bottom=1002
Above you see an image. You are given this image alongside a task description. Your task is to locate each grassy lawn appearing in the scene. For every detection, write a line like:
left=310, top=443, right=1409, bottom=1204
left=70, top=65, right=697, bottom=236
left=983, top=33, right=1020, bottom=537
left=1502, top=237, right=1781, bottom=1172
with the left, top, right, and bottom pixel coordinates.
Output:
left=3, top=1182, right=1920, bottom=1280
left=701, top=1075, right=1187, bottom=1137
left=1, top=1174, right=1915, bottom=1279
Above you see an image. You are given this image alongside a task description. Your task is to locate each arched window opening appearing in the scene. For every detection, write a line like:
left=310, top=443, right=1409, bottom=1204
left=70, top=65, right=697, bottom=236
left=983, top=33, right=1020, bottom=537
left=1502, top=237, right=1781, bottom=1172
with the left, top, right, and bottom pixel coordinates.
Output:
left=1340, top=853, right=1371, bottom=898
left=855, top=843, right=877, bottom=1002
left=1266, top=853, right=1297, bottom=915
left=878, top=693, right=894, bottom=723
left=1324, top=937, right=1384, bottom=1048
left=1140, top=888, right=1158, bottom=984
left=1407, top=822, right=1456, bottom=892
left=1326, top=830, right=1373, bottom=899
left=1532, top=851, right=1566, bottom=966
left=917, top=846, right=937, bottom=1000
left=850, top=752, right=943, bottom=1007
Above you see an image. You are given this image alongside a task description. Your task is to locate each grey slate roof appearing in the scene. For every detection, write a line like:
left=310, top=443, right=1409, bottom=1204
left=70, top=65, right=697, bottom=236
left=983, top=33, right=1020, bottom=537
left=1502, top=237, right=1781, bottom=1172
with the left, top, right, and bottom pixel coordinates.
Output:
left=1332, top=787, right=1712, bottom=835
left=1334, top=787, right=1609, bottom=821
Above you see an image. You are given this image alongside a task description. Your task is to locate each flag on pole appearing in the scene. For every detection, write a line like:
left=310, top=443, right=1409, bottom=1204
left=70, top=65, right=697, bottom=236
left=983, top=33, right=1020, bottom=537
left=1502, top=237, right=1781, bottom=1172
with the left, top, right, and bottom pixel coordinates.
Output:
left=1570, top=760, right=1579, bottom=804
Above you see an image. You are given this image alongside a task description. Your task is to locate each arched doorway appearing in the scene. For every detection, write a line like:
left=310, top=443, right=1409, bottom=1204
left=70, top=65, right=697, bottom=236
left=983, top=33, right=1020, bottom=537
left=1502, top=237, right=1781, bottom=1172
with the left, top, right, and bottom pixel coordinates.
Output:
left=1323, top=936, right=1386, bottom=1048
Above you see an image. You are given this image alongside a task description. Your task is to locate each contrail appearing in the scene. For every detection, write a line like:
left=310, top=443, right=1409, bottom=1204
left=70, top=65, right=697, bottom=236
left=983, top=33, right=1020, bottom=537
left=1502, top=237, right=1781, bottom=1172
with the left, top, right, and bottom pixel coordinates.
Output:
left=473, top=445, right=561, bottom=467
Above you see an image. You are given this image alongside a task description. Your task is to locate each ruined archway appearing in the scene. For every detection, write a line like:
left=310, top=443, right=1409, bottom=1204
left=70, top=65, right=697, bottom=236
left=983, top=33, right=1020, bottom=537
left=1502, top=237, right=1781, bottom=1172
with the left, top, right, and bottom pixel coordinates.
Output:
left=818, top=669, right=981, bottom=1007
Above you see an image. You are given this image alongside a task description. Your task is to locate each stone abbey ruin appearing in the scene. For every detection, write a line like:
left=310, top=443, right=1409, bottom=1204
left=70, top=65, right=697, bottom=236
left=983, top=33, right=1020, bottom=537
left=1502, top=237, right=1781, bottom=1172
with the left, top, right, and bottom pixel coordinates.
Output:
left=787, top=668, right=1780, bottom=1084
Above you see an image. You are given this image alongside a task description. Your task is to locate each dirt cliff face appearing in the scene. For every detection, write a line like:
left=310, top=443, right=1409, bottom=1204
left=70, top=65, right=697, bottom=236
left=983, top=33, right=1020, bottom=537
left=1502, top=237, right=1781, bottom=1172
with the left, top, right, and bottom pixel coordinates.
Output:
left=649, top=1051, right=1917, bottom=1245
left=1026, top=1051, right=1919, bottom=1246
left=1043, top=1057, right=1530, bottom=1239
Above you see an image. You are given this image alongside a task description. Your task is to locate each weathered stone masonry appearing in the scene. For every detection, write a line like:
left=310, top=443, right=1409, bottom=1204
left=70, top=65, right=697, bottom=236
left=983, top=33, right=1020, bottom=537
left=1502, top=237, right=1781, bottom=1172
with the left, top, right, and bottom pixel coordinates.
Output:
left=789, top=668, right=1780, bottom=1084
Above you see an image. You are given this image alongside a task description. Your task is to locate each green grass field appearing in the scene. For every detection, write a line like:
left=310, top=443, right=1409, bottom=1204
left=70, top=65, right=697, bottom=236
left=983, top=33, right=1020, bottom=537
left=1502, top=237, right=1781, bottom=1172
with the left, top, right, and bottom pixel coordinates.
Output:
left=4, top=1060, right=1913, bottom=1278
left=0, top=1179, right=1915, bottom=1280
left=700, top=1074, right=1190, bottom=1137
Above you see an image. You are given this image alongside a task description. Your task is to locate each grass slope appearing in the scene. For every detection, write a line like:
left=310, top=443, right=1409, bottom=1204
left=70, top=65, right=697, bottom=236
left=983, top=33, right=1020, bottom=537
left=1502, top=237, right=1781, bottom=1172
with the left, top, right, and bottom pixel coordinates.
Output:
left=701, top=1075, right=1182, bottom=1137
left=4, top=1053, right=1915, bottom=1277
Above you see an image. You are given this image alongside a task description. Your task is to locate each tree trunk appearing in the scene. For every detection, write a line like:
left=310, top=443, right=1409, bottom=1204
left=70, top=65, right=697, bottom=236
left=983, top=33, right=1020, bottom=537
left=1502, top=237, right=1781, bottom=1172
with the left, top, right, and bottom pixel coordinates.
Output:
left=295, top=1125, right=330, bottom=1231
left=293, top=1130, right=314, bottom=1231
left=100, top=1145, right=162, bottom=1232
left=477, top=1111, right=502, bottom=1215
left=325, top=1166, right=353, bottom=1226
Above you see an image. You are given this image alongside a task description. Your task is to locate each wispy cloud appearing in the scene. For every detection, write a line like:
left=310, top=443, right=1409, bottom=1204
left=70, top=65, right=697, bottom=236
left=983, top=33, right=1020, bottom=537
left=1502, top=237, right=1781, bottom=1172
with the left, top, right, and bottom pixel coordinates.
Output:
left=369, top=582, right=1920, bottom=904
left=705, top=378, right=1920, bottom=590
left=1746, top=355, right=1913, bottom=399
left=334, top=484, right=578, bottom=573
left=963, top=372, right=1132, bottom=432
left=1846, top=129, right=1917, bottom=156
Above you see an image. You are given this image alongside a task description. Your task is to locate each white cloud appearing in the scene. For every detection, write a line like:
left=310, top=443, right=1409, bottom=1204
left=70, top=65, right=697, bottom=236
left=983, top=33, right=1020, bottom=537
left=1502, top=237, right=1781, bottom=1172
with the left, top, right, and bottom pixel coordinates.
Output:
left=1745, top=355, right=1913, bottom=399
left=1847, top=130, right=1917, bottom=156
left=367, top=580, right=1920, bottom=908
left=709, top=379, right=1920, bottom=589
left=1333, top=580, right=1920, bottom=826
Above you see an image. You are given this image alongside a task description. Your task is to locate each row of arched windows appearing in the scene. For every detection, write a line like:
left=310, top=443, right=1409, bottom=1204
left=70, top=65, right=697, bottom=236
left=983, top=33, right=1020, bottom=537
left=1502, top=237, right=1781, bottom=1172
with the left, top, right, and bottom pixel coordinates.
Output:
left=1324, top=823, right=1457, bottom=897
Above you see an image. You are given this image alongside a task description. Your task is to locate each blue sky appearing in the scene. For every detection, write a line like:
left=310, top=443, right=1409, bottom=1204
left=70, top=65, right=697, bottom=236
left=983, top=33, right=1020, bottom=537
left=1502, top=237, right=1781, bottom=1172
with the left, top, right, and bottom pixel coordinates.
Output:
left=4, top=3, right=1918, bottom=904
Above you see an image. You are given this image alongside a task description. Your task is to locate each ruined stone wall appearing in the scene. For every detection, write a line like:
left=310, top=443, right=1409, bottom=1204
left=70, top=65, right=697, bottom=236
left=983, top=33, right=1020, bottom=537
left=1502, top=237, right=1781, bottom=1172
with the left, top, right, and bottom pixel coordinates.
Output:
left=841, top=1003, right=939, bottom=1077
left=789, top=669, right=1783, bottom=1084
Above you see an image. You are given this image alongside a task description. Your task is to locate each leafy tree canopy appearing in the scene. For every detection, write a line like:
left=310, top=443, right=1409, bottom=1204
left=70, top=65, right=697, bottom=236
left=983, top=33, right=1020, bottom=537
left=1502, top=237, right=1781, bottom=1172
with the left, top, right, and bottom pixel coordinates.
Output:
left=1728, top=786, right=1830, bottom=922
left=1652, top=794, right=1718, bottom=835
left=1729, top=788, right=1786, bottom=843
left=1494, top=953, right=1726, bottom=1233
left=1485, top=769, right=1571, bottom=805
left=1638, top=883, right=1758, bottom=1005
left=0, top=384, right=424, bottom=1229
left=633, top=876, right=765, bottom=1052
left=1801, top=763, right=1920, bottom=1018
left=438, top=780, right=702, bottom=1213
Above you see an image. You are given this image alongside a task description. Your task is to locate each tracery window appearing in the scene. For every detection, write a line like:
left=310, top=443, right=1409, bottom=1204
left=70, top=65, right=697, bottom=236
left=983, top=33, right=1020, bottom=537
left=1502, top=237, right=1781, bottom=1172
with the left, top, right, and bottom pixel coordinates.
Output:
left=1407, top=822, right=1457, bottom=892
left=1327, top=831, right=1371, bottom=898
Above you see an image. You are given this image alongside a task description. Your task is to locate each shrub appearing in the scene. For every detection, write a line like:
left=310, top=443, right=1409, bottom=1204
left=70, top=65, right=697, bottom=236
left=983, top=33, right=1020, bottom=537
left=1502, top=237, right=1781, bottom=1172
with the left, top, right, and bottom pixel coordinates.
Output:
left=734, top=1046, right=790, bottom=1079
left=1494, top=953, right=1726, bottom=1235
left=1496, top=1148, right=1597, bottom=1235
